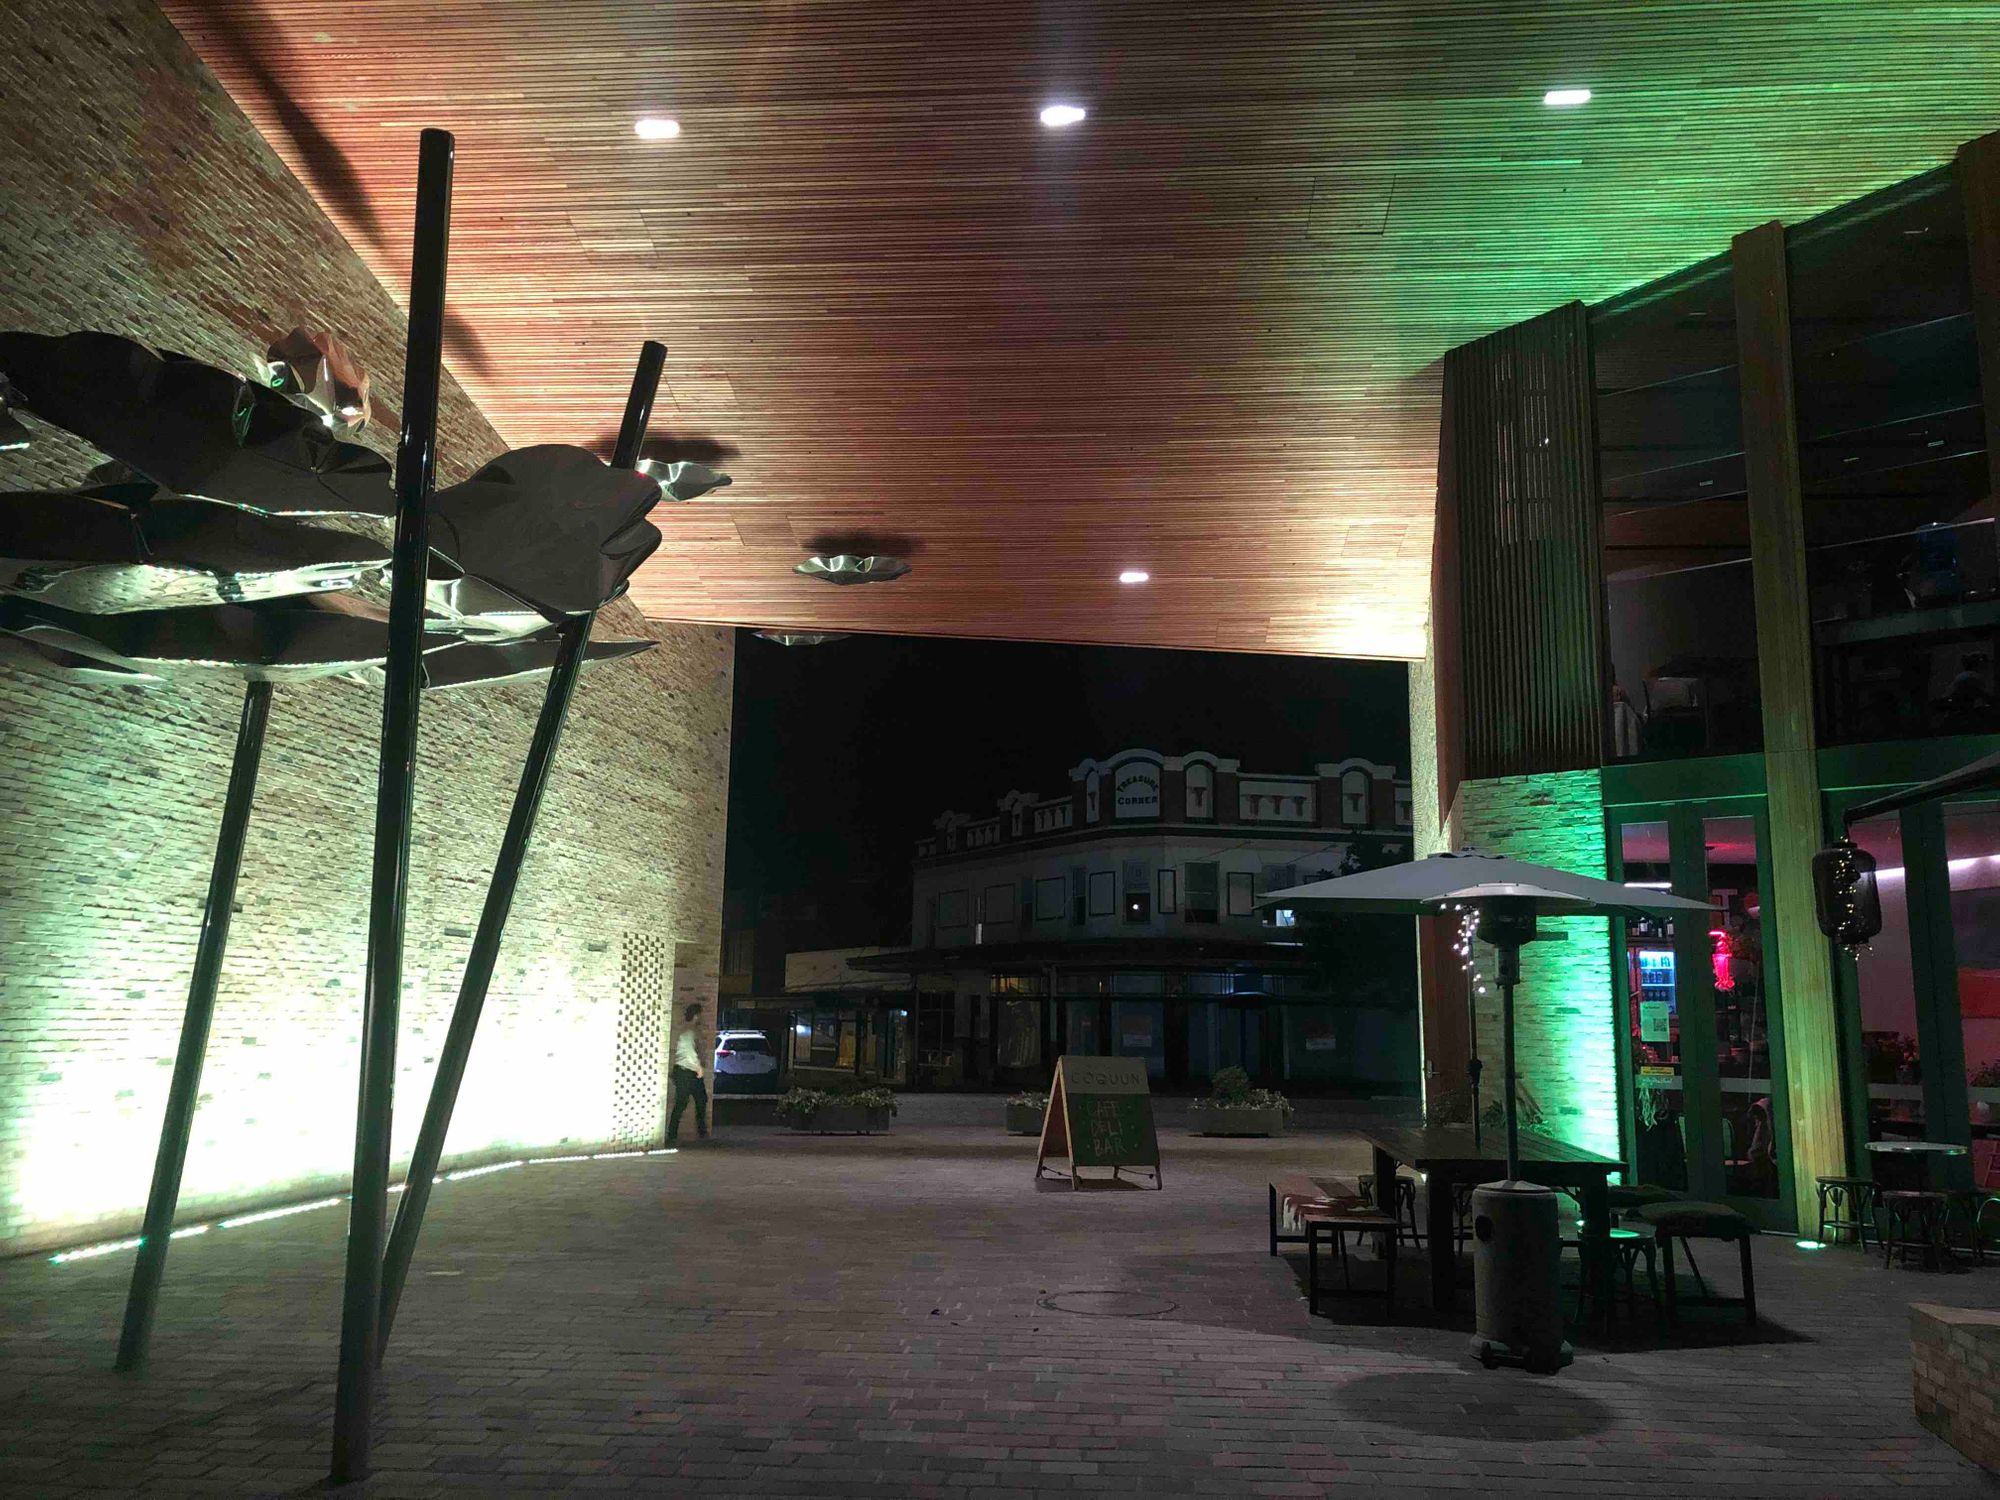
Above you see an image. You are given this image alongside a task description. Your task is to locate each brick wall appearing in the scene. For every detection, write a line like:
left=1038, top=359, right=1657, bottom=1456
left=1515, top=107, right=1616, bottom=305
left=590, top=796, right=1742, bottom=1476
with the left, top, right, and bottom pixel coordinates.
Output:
left=0, top=0, right=733, bottom=1254
left=1448, top=769, right=1619, bottom=1160
left=1911, top=1303, right=2000, bottom=1474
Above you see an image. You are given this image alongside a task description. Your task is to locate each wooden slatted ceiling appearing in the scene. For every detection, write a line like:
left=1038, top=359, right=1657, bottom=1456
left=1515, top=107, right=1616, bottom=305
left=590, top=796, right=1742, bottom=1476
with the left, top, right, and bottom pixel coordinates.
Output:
left=160, top=0, right=2000, bottom=659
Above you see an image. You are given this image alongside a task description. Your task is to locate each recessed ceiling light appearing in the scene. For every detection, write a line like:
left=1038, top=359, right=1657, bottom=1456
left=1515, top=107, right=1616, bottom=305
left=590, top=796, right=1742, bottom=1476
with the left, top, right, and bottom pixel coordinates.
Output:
left=1542, top=88, right=1592, bottom=108
left=1040, top=103, right=1087, bottom=129
left=1119, top=569, right=1149, bottom=584
left=634, top=116, right=681, bottom=141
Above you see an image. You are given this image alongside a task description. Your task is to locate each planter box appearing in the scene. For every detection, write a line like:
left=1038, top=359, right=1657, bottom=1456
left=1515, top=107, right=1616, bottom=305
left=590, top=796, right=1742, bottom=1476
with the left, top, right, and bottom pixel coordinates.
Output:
left=1196, top=1106, right=1287, bottom=1138
left=1006, top=1103, right=1044, bottom=1136
left=788, top=1104, right=892, bottom=1135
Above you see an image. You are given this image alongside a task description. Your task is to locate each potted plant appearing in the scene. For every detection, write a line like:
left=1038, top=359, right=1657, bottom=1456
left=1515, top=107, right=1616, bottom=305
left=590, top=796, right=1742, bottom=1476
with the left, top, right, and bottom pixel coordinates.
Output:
left=775, top=1084, right=897, bottom=1135
left=1190, top=1066, right=1293, bottom=1137
left=1006, top=1091, right=1048, bottom=1135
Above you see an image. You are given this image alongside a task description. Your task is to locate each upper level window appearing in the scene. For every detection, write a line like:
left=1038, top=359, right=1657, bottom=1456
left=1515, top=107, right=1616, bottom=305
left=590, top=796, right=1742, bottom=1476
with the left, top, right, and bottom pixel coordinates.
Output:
left=1788, top=170, right=1994, bottom=746
left=1592, top=254, right=1761, bottom=763
left=1185, top=762, right=1214, bottom=819
left=1339, top=769, right=1372, bottom=825
left=1185, top=862, right=1219, bottom=923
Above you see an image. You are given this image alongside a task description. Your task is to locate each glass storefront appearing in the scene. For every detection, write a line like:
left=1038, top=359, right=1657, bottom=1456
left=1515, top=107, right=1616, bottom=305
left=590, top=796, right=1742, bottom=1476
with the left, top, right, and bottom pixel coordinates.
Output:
left=1848, top=813, right=1926, bottom=1137
left=1945, top=801, right=2000, bottom=1190
left=1832, top=785, right=2000, bottom=1191
left=1610, top=799, right=1792, bottom=1227
left=1704, top=816, right=1779, bottom=1202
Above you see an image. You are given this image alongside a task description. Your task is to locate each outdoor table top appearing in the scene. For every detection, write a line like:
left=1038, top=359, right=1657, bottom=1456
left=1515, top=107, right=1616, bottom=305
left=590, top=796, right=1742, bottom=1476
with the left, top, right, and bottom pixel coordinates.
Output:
left=1865, top=1139, right=1969, bottom=1156
left=1358, top=1122, right=1623, bottom=1175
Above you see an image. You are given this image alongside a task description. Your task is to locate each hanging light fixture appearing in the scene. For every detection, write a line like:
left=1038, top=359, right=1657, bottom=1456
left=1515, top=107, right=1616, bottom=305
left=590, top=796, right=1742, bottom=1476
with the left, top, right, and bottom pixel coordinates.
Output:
left=1811, top=836, right=1881, bottom=948
left=753, top=630, right=851, bottom=646
left=636, top=458, right=731, bottom=501
left=794, top=554, right=910, bottom=585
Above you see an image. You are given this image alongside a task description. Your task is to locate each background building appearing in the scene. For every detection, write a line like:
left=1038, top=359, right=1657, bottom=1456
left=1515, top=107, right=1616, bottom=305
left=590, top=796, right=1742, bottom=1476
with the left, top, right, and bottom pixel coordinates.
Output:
left=733, top=749, right=1420, bottom=1095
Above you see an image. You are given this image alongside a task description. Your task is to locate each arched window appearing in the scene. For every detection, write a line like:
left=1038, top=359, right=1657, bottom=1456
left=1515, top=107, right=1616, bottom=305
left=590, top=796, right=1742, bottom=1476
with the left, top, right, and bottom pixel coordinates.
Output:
left=1185, top=762, right=1213, bottom=819
left=1340, top=768, right=1373, bottom=826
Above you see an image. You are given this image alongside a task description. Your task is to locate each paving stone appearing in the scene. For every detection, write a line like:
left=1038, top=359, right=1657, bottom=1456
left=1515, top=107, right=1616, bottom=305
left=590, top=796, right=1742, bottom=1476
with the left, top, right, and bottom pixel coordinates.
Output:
left=3, top=1122, right=1999, bottom=1496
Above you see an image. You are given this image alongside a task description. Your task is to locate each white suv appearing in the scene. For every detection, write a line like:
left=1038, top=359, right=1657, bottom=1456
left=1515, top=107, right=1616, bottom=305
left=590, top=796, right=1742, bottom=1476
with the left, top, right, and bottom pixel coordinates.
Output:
left=713, top=1030, right=779, bottom=1091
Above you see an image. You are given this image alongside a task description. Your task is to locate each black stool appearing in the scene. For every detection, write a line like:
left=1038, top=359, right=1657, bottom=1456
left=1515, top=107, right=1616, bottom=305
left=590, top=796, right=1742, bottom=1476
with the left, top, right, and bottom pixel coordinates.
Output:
left=1300, top=1203, right=1400, bottom=1315
left=1635, top=1200, right=1756, bottom=1326
left=1946, top=1190, right=1999, bottom=1266
left=1358, top=1170, right=1422, bottom=1249
left=1879, top=1189, right=1951, bottom=1269
left=1815, top=1174, right=1875, bottom=1248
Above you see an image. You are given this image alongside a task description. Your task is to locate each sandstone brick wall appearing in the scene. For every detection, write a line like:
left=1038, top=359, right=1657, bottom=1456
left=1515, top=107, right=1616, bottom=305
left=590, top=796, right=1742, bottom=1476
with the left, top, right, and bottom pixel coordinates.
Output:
left=1912, top=1302, right=2000, bottom=1474
left=1448, top=769, right=1619, bottom=1160
left=0, top=0, right=733, bottom=1254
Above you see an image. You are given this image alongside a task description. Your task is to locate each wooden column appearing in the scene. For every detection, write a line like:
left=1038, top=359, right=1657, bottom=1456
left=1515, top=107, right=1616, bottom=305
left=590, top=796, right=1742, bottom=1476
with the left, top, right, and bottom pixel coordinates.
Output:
left=1958, top=130, right=2000, bottom=491
left=1733, top=221, right=1848, bottom=1230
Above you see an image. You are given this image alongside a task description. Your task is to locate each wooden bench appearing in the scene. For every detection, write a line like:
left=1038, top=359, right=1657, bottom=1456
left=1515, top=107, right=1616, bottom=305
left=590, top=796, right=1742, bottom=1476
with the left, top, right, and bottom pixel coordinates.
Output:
left=1268, top=1176, right=1400, bottom=1314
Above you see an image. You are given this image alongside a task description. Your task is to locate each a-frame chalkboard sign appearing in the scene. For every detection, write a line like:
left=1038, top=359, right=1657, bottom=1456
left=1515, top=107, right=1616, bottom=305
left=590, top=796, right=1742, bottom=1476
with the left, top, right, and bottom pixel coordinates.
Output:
left=1035, top=1054, right=1162, bottom=1189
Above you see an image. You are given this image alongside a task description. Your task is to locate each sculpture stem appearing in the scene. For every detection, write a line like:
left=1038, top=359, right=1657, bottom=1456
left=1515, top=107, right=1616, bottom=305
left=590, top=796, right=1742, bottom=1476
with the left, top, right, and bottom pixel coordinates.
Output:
left=115, top=679, right=273, bottom=1371
left=372, top=338, right=666, bottom=1365
left=332, top=124, right=453, bottom=1486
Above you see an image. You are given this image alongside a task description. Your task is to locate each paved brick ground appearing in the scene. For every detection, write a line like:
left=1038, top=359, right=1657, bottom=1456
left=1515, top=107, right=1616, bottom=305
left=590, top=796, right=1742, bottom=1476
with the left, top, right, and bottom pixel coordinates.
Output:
left=3, top=1114, right=1998, bottom=1497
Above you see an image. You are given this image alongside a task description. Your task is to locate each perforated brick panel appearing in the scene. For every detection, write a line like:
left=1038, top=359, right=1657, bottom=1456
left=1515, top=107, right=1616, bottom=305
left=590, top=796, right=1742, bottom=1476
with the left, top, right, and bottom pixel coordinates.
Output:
left=614, top=934, right=670, bottom=1145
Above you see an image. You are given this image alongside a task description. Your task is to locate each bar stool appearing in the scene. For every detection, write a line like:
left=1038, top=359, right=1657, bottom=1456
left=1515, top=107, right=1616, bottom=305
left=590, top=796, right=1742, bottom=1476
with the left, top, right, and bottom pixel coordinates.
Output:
left=1358, top=1169, right=1422, bottom=1249
left=1879, top=1189, right=1951, bottom=1269
left=1944, top=1189, right=1997, bottom=1267
left=1559, top=1198, right=1660, bottom=1326
left=1814, top=1174, right=1875, bottom=1248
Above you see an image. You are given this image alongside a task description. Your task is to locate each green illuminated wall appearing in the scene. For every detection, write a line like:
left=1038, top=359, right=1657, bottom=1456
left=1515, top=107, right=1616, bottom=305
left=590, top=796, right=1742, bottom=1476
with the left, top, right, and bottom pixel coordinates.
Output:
left=1449, top=770, right=1619, bottom=1161
left=0, top=0, right=733, bottom=1255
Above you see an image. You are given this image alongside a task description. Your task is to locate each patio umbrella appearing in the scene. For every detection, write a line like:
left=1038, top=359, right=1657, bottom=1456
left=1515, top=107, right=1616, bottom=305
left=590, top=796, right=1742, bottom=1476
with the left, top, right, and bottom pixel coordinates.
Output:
left=1262, top=850, right=1710, bottom=1183
left=1265, top=850, right=1709, bottom=1373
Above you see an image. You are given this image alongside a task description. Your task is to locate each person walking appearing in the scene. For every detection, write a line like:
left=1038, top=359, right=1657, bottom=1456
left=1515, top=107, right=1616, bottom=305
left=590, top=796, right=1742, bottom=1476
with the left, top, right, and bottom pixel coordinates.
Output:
left=666, top=1001, right=710, bottom=1146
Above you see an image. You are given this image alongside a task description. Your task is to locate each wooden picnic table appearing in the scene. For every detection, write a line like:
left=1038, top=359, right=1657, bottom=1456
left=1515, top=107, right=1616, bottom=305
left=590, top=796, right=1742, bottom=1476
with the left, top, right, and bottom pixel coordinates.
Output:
left=1357, top=1122, right=1623, bottom=1319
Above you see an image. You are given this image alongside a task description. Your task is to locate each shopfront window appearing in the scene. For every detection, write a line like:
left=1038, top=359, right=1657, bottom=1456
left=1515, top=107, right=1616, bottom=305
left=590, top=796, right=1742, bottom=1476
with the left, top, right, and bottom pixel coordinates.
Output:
left=1789, top=170, right=1995, bottom=746
left=1850, top=815, right=1924, bottom=1137
left=1593, top=257, right=1761, bottom=763
left=1620, top=820, right=1686, bottom=1188
left=1113, top=1000, right=1165, bottom=1079
left=1944, top=802, right=2000, bottom=1177
left=996, top=999, right=1041, bottom=1070
left=1705, top=816, right=1779, bottom=1200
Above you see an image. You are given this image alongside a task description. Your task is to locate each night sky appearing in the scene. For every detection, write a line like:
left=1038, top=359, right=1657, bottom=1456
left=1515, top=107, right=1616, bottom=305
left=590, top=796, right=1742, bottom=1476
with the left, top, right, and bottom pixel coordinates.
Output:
left=723, top=631, right=1411, bottom=946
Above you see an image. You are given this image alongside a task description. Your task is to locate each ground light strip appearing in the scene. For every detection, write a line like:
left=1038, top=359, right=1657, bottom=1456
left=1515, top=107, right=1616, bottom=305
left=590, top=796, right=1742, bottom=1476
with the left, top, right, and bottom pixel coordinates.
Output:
left=46, top=1150, right=676, bottom=1265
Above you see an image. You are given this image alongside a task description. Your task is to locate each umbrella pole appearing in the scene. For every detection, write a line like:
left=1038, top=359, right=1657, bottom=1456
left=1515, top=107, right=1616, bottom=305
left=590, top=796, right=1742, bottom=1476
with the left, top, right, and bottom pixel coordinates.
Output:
left=1466, top=979, right=1482, bottom=1147
left=373, top=339, right=666, bottom=1364
left=1498, top=942, right=1521, bottom=1183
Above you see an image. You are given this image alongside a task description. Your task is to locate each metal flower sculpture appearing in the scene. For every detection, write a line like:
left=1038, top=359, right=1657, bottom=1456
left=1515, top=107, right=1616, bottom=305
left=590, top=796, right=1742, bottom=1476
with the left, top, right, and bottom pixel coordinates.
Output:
left=3, top=128, right=717, bottom=1485
left=428, top=443, right=663, bottom=620
left=0, top=482, right=385, bottom=613
left=255, top=326, right=376, bottom=436
left=0, top=374, right=30, bottom=451
left=637, top=456, right=731, bottom=501
left=795, top=552, right=911, bottom=584
left=0, top=330, right=396, bottom=516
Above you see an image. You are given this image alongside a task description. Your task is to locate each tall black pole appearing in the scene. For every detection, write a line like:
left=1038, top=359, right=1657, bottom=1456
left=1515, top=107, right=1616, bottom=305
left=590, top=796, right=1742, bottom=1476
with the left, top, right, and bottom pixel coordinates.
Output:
left=1499, top=944, right=1522, bottom=1183
left=1467, top=979, right=1483, bottom=1148
left=115, top=680, right=273, bottom=1372
left=373, top=339, right=666, bottom=1363
left=331, top=125, right=453, bottom=1486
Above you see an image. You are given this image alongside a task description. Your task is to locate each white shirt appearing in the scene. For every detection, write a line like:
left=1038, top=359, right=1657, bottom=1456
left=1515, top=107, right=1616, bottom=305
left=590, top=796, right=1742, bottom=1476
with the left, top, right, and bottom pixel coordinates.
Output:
left=673, top=1027, right=704, bottom=1076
